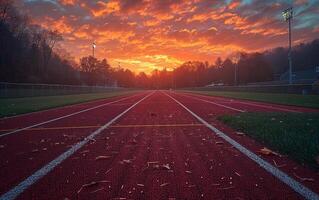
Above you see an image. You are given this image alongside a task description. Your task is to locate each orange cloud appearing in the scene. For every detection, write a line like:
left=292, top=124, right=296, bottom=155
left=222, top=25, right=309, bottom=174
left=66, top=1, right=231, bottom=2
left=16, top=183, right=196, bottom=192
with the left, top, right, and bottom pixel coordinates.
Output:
left=31, top=16, right=74, bottom=34
left=228, top=1, right=240, bottom=10
left=59, top=0, right=77, bottom=6
left=90, top=1, right=120, bottom=17
left=73, top=24, right=91, bottom=39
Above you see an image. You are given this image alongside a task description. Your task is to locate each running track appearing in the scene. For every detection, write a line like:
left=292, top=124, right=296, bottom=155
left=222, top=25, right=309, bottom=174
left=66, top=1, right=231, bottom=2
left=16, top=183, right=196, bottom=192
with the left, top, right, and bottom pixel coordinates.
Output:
left=0, top=91, right=318, bottom=200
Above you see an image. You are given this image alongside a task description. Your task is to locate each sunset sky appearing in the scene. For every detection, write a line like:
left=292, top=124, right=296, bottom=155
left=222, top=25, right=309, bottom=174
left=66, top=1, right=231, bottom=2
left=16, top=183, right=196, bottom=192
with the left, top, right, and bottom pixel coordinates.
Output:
left=19, top=0, right=319, bottom=73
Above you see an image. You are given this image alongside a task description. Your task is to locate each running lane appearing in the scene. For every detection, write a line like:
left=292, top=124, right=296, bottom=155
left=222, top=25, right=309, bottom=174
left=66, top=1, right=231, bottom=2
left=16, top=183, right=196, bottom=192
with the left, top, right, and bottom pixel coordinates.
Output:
left=0, top=91, right=145, bottom=132
left=0, top=91, right=150, bottom=196
left=3, top=91, right=318, bottom=200
left=177, top=91, right=319, bottom=113
left=170, top=91, right=319, bottom=198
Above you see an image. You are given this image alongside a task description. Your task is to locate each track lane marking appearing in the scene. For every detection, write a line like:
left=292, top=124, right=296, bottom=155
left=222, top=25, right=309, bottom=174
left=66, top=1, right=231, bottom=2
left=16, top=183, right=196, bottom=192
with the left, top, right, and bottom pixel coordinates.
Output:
left=0, top=91, right=153, bottom=200
left=0, top=123, right=205, bottom=132
left=1, top=93, right=139, bottom=120
left=164, top=91, right=319, bottom=200
left=177, top=93, right=246, bottom=112
left=228, top=100, right=301, bottom=113
left=0, top=92, right=144, bottom=138
left=184, top=92, right=302, bottom=113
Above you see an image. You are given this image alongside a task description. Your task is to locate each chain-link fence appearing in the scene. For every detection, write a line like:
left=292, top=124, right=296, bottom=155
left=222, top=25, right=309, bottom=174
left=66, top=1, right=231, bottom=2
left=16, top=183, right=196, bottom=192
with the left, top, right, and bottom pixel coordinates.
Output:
left=0, top=82, right=123, bottom=98
left=192, top=83, right=318, bottom=94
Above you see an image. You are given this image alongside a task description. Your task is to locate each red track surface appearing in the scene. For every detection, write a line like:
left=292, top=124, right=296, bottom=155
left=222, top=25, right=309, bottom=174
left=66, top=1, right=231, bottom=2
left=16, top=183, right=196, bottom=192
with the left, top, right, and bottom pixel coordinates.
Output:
left=0, top=91, right=318, bottom=200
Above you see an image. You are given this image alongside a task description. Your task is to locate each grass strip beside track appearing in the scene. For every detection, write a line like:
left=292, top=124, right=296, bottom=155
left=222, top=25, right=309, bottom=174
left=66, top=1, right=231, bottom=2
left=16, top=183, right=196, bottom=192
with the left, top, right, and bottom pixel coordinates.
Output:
left=219, top=113, right=319, bottom=168
left=0, top=90, right=139, bottom=118
left=183, top=90, right=319, bottom=109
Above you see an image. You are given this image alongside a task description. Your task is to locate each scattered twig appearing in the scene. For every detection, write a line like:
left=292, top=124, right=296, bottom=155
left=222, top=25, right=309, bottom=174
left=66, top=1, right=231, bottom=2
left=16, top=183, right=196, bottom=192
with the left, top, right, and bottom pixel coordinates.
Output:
left=272, top=160, right=286, bottom=168
left=77, top=180, right=110, bottom=194
left=80, top=150, right=90, bottom=154
left=217, top=186, right=235, bottom=190
left=293, top=173, right=315, bottom=182
left=160, top=182, right=170, bottom=187
left=90, top=187, right=104, bottom=194
left=234, top=172, right=241, bottom=177
left=105, top=168, right=112, bottom=175
left=95, top=156, right=112, bottom=161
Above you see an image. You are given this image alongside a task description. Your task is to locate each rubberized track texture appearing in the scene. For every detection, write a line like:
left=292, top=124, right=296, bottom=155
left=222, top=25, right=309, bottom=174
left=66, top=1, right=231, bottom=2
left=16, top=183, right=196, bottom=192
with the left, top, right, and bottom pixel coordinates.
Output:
left=0, top=90, right=318, bottom=200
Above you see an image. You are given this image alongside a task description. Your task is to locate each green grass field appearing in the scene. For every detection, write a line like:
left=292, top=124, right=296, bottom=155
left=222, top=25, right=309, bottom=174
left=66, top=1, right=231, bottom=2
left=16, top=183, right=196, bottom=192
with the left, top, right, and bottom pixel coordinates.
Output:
left=0, top=90, right=139, bottom=118
left=184, top=90, right=319, bottom=109
left=219, top=113, right=319, bottom=168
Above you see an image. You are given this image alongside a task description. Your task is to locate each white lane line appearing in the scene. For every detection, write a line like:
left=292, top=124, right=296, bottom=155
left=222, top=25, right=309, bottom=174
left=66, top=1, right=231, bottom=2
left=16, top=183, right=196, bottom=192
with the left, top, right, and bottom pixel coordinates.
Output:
left=0, top=93, right=144, bottom=138
left=186, top=92, right=301, bottom=113
left=0, top=92, right=138, bottom=120
left=0, top=92, right=153, bottom=200
left=177, top=93, right=245, bottom=113
left=230, top=100, right=301, bottom=113
left=164, top=92, right=319, bottom=200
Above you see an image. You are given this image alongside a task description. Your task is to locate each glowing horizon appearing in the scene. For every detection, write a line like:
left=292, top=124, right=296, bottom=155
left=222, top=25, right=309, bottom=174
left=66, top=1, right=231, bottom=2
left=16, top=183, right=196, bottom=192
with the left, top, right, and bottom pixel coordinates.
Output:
left=20, top=0, right=319, bottom=73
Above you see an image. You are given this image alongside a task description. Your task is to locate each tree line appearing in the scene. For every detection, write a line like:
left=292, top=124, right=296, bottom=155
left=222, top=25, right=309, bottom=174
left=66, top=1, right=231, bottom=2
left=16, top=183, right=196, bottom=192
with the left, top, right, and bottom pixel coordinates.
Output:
left=1, top=0, right=318, bottom=89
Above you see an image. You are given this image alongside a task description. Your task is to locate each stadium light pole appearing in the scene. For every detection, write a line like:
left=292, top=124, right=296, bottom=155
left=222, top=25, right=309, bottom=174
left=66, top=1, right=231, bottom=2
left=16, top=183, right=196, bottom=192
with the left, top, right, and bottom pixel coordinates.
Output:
left=231, top=53, right=241, bottom=86
left=92, top=42, right=96, bottom=57
left=172, top=67, right=176, bottom=90
left=282, top=7, right=293, bottom=85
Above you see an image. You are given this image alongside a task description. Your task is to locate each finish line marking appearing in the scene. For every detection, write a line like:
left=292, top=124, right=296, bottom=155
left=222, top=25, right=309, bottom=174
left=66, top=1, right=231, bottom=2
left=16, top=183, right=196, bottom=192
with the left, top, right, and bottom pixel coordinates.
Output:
left=0, top=92, right=153, bottom=200
left=0, top=123, right=205, bottom=132
left=164, top=91, right=319, bottom=200
left=0, top=93, right=143, bottom=138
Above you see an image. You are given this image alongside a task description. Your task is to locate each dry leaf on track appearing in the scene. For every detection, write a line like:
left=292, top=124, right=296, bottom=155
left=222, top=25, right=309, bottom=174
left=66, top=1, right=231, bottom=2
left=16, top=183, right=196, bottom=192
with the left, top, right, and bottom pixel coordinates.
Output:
left=120, top=159, right=132, bottom=164
left=147, top=161, right=159, bottom=166
left=259, top=147, right=279, bottom=156
left=236, top=132, right=245, bottom=136
left=32, top=149, right=39, bottom=153
left=215, top=141, right=224, bottom=145
left=162, top=164, right=171, bottom=170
